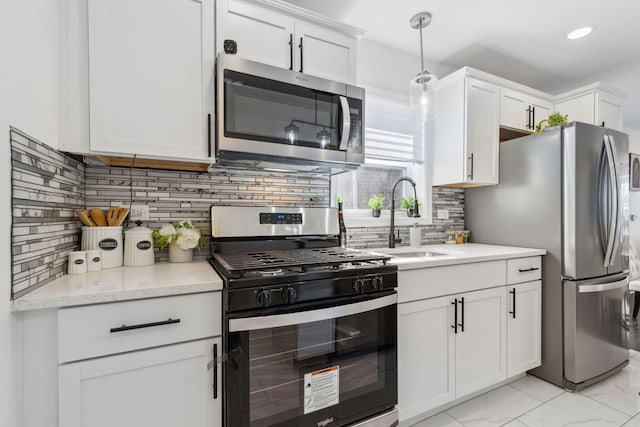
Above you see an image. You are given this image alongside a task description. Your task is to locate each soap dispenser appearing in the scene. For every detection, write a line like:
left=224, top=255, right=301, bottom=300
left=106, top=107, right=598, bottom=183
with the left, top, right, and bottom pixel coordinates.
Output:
left=410, top=223, right=421, bottom=247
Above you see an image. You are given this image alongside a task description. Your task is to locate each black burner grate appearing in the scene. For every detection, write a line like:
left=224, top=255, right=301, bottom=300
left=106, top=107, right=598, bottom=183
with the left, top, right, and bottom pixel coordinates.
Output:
left=213, top=247, right=390, bottom=276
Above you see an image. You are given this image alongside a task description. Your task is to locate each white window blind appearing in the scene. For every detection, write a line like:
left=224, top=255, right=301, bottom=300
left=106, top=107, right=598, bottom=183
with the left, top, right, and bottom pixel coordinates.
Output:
left=364, top=95, right=424, bottom=164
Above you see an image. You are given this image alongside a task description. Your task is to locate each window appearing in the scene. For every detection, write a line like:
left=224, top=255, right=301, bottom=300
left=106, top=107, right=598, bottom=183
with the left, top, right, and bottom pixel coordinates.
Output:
left=331, top=91, right=431, bottom=225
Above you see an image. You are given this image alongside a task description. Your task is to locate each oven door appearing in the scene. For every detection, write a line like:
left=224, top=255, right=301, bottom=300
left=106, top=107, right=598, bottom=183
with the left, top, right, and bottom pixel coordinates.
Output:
left=225, top=292, right=397, bottom=427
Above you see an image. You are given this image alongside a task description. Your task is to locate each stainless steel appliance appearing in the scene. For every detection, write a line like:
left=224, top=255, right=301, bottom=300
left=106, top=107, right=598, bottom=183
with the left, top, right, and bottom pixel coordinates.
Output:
left=466, top=122, right=630, bottom=390
left=209, top=206, right=398, bottom=427
left=215, top=54, right=365, bottom=174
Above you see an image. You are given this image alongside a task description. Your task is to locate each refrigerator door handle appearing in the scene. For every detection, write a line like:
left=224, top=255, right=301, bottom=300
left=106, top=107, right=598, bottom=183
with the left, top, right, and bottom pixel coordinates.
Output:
left=578, top=278, right=627, bottom=293
left=608, top=134, right=622, bottom=265
left=602, top=135, right=618, bottom=267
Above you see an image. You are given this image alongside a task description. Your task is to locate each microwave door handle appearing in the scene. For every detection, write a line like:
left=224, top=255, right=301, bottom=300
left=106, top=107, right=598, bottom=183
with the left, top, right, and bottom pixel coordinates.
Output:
left=338, top=96, right=351, bottom=150
left=602, top=134, right=617, bottom=267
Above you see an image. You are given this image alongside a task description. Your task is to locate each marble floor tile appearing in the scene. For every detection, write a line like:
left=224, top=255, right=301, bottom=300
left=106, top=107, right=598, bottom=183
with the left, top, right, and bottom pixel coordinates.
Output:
left=411, top=412, right=463, bottom=427
left=445, top=385, right=540, bottom=427
left=517, top=392, right=630, bottom=426
left=508, top=374, right=565, bottom=403
left=501, top=420, right=527, bottom=427
left=579, top=357, right=640, bottom=416
left=624, top=413, right=640, bottom=426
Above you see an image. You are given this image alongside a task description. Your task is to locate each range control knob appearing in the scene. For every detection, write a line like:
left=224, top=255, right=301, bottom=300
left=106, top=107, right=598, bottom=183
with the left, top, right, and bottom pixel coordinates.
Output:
left=353, top=278, right=365, bottom=293
left=256, top=289, right=272, bottom=307
left=374, top=275, right=384, bottom=290
left=282, top=287, right=297, bottom=304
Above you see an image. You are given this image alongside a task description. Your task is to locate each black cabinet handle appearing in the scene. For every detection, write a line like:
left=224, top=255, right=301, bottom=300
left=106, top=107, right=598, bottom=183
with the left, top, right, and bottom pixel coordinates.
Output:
left=213, top=343, right=218, bottom=399
left=602, top=121, right=606, bottom=127
left=467, top=153, right=474, bottom=180
left=458, top=297, right=465, bottom=332
left=531, top=106, right=536, bottom=129
left=509, top=288, right=516, bottom=319
left=526, top=106, right=531, bottom=129
left=207, top=113, right=212, bottom=157
left=109, top=318, right=180, bottom=333
left=518, top=267, right=539, bottom=273
left=451, top=299, right=458, bottom=334
left=298, top=37, right=304, bottom=73
left=288, top=34, right=294, bottom=70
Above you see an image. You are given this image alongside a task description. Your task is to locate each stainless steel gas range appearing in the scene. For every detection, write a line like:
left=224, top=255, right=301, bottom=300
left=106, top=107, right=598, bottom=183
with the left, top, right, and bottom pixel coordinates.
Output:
left=208, top=206, right=398, bottom=427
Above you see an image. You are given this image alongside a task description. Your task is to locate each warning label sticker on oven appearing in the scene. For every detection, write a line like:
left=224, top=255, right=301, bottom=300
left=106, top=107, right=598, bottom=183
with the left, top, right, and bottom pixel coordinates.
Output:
left=303, top=365, right=339, bottom=414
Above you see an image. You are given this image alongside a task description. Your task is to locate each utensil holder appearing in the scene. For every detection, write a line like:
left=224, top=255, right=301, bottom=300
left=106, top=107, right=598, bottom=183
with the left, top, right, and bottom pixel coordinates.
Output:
left=81, top=226, right=123, bottom=269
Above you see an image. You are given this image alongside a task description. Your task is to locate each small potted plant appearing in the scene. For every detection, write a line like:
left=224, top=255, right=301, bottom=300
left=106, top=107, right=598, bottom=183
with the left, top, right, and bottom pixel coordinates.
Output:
left=533, top=112, right=568, bottom=134
left=368, top=194, right=385, bottom=218
left=401, top=197, right=421, bottom=217
left=152, top=220, right=207, bottom=263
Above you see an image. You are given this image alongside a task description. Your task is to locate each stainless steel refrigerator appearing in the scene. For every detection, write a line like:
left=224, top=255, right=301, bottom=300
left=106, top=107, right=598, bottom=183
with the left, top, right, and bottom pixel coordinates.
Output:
left=466, top=122, right=630, bottom=390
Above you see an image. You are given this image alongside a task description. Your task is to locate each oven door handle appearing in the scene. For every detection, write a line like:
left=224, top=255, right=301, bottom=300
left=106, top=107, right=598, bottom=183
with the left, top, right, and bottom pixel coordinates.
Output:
left=228, top=293, right=397, bottom=332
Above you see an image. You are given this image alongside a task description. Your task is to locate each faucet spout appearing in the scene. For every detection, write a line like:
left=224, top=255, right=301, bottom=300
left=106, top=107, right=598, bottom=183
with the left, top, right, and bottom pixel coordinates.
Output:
left=389, top=176, right=420, bottom=248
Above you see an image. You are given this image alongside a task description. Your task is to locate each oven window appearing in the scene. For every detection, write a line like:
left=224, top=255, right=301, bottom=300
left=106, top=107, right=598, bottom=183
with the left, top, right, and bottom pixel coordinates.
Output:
left=223, top=70, right=362, bottom=153
left=226, top=299, right=396, bottom=427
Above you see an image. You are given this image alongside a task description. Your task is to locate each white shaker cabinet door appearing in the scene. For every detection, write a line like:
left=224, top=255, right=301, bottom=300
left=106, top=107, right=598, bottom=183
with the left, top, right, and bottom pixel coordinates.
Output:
left=500, top=87, right=529, bottom=131
left=398, top=295, right=455, bottom=421
left=88, top=0, right=215, bottom=161
left=465, top=78, right=500, bottom=185
left=294, top=21, right=356, bottom=84
left=59, top=338, right=221, bottom=427
left=454, top=286, right=506, bottom=398
left=218, top=0, right=294, bottom=69
left=598, top=92, right=623, bottom=130
left=507, top=280, right=542, bottom=376
left=529, top=96, right=553, bottom=128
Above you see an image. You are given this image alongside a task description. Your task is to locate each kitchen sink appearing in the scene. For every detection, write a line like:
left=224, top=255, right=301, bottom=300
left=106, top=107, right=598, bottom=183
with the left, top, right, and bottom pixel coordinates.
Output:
left=391, top=251, right=448, bottom=258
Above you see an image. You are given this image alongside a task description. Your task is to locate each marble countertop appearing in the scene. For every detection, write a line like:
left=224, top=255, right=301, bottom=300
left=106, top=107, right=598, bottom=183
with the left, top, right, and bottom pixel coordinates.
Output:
left=371, top=243, right=546, bottom=270
left=12, top=261, right=223, bottom=311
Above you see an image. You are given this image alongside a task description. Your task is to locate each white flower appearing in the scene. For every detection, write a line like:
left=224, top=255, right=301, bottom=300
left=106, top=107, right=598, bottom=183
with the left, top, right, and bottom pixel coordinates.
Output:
left=175, top=227, right=201, bottom=250
left=158, top=224, right=177, bottom=242
left=179, top=220, right=194, bottom=228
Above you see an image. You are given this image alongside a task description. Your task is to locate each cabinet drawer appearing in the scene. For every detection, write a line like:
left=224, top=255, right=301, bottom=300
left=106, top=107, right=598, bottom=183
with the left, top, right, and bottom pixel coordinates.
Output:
left=59, top=292, right=220, bottom=363
left=506, top=257, right=541, bottom=284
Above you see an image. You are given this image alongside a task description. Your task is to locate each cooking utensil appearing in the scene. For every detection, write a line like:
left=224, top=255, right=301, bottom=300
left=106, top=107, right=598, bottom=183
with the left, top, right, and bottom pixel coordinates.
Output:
left=107, top=207, right=120, bottom=226
left=115, top=208, right=129, bottom=226
left=90, top=209, right=107, bottom=226
left=75, top=210, right=97, bottom=227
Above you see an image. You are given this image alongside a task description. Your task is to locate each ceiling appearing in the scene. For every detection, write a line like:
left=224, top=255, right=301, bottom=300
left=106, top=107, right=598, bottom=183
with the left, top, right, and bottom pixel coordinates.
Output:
left=283, top=0, right=640, bottom=131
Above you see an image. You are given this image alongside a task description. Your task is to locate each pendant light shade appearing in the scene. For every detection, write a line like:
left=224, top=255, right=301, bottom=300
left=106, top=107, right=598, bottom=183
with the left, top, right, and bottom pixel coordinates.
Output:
left=409, top=12, right=437, bottom=108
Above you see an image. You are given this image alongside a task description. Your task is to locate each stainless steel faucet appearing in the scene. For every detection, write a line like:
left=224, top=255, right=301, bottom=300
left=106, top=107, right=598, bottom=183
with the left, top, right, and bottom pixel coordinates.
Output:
left=389, top=176, right=420, bottom=248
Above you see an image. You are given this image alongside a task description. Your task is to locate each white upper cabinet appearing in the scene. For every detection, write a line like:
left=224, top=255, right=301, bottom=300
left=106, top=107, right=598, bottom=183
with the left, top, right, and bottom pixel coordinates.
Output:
left=216, top=0, right=359, bottom=84
left=86, top=0, right=215, bottom=162
left=433, top=68, right=500, bottom=187
left=500, top=88, right=553, bottom=132
left=554, top=83, right=626, bottom=131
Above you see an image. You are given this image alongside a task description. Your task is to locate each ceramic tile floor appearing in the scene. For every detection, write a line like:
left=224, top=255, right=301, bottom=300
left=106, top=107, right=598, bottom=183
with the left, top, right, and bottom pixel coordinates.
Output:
left=412, top=350, right=640, bottom=427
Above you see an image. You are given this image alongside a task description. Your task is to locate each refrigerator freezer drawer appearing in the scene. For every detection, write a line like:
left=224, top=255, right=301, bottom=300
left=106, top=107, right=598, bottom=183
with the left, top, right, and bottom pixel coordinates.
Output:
left=563, top=275, right=629, bottom=385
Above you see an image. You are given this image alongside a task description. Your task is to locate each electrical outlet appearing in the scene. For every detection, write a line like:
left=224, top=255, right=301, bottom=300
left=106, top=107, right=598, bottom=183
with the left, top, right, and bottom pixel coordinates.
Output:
left=437, top=209, right=449, bottom=220
left=130, top=205, right=149, bottom=221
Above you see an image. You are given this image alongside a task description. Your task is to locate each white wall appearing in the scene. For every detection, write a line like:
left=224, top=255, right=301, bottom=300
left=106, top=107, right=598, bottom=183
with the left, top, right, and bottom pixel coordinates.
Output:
left=627, top=127, right=640, bottom=276
left=1, top=1, right=61, bottom=426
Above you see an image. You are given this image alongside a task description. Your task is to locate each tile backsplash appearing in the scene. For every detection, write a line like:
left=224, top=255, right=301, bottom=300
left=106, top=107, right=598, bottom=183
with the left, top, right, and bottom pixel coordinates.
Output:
left=10, top=130, right=464, bottom=298
left=10, top=129, right=85, bottom=299
left=84, top=165, right=331, bottom=261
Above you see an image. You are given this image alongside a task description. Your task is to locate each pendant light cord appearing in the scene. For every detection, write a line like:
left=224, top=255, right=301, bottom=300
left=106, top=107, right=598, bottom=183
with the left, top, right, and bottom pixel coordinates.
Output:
left=419, top=16, right=425, bottom=73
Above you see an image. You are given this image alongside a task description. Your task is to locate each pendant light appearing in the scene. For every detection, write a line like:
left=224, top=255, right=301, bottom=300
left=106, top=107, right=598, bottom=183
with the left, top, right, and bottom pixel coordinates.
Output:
left=409, top=12, right=437, bottom=108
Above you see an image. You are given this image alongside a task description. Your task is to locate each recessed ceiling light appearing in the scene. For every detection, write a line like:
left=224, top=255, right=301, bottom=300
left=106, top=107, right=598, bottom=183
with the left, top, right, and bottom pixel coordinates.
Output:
left=567, top=26, right=593, bottom=40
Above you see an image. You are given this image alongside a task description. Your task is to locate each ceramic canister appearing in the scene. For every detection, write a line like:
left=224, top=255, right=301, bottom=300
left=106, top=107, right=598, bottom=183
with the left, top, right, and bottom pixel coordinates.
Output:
left=67, top=251, right=87, bottom=275
left=124, top=225, right=155, bottom=267
left=81, top=226, right=123, bottom=269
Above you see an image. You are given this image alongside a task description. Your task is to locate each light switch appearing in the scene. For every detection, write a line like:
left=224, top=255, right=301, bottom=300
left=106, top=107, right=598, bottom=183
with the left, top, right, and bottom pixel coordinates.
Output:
left=437, top=209, right=449, bottom=220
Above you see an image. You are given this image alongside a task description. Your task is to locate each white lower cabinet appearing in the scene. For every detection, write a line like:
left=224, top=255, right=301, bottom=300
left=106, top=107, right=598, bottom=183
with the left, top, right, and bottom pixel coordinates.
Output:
left=398, top=287, right=506, bottom=419
left=397, top=257, right=542, bottom=423
left=59, top=337, right=221, bottom=427
left=398, top=295, right=455, bottom=420
left=507, top=280, right=542, bottom=376
left=454, top=287, right=507, bottom=397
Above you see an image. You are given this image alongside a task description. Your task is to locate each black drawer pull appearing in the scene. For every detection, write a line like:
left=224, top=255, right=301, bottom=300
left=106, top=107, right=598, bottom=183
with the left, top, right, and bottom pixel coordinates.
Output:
left=509, top=288, right=516, bottom=319
left=110, top=318, right=180, bottom=333
left=518, top=267, right=539, bottom=273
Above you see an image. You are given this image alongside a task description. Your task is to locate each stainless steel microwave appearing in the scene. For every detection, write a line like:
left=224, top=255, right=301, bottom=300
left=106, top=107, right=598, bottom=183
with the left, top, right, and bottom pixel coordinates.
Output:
left=215, top=54, right=365, bottom=172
